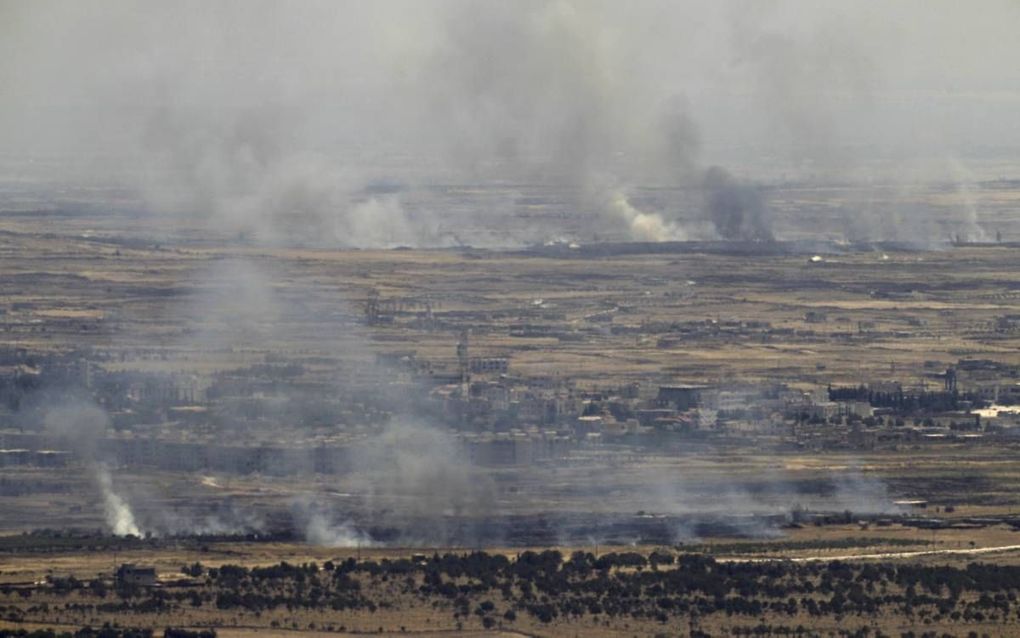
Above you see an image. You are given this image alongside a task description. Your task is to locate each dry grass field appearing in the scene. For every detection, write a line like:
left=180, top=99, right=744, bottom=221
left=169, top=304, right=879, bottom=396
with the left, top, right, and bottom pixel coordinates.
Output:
left=3, top=221, right=1020, bottom=389
left=3, top=189, right=1020, bottom=636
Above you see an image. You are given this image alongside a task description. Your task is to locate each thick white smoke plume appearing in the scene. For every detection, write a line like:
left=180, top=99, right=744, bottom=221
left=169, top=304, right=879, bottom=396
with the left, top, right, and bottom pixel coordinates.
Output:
left=298, top=506, right=372, bottom=549
left=43, top=400, right=142, bottom=536
left=95, top=464, right=141, bottom=537
left=607, top=191, right=688, bottom=242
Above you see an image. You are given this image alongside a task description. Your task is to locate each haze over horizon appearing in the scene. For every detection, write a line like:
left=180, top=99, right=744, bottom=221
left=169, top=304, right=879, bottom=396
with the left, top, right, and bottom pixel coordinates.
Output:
left=2, top=0, right=1019, bottom=246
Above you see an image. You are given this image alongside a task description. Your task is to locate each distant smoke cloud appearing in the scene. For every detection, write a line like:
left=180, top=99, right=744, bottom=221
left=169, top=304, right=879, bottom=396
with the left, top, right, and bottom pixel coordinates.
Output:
left=703, top=166, right=774, bottom=241
left=42, top=402, right=107, bottom=457
left=945, top=157, right=989, bottom=243
left=349, top=421, right=495, bottom=545
left=139, top=108, right=425, bottom=247
left=5, top=1, right=1017, bottom=245
left=419, top=1, right=706, bottom=242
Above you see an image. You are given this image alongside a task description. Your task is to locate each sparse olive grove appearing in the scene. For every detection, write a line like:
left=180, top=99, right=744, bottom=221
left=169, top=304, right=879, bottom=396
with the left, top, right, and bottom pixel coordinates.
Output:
left=5, top=553, right=1020, bottom=636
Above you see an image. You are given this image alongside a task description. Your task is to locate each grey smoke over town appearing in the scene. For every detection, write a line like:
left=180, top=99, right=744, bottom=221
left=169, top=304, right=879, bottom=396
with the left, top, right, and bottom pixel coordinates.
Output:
left=3, top=1, right=1018, bottom=245
left=13, top=251, right=912, bottom=545
left=146, top=257, right=493, bottom=544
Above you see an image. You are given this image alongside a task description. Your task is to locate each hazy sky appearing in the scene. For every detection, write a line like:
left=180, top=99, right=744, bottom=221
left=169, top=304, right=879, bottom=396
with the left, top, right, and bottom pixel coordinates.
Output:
left=1, top=1, right=1018, bottom=245
left=3, top=0, right=1018, bottom=160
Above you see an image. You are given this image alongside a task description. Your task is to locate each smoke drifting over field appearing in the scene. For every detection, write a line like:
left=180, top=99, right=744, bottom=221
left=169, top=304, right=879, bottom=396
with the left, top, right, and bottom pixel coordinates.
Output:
left=143, top=257, right=491, bottom=544
left=16, top=253, right=910, bottom=545
left=3, top=1, right=1018, bottom=245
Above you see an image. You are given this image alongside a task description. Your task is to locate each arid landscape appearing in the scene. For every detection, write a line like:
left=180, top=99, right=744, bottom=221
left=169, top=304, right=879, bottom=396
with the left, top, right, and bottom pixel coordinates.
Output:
left=4, top=184, right=1020, bottom=636
left=4, top=1, right=1020, bottom=636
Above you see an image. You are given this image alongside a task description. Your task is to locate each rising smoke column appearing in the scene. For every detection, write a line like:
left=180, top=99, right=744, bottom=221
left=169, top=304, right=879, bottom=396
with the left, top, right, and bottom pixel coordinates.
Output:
left=43, top=401, right=142, bottom=536
left=703, top=166, right=774, bottom=241
left=945, top=156, right=989, bottom=243
left=94, top=464, right=141, bottom=536
left=348, top=420, right=496, bottom=546
left=417, top=0, right=708, bottom=242
left=291, top=498, right=372, bottom=548
left=606, top=191, right=688, bottom=242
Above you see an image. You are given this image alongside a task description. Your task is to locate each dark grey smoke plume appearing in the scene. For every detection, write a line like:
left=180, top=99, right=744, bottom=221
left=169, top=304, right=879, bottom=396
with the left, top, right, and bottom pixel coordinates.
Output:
left=703, top=166, right=774, bottom=241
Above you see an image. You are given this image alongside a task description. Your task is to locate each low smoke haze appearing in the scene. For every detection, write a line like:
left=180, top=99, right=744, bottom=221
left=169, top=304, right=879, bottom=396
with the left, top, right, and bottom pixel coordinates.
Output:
left=2, top=1, right=1019, bottom=246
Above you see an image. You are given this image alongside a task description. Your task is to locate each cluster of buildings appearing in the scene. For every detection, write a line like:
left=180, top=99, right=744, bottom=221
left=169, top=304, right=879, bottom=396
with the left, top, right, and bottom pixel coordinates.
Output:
left=1, top=328, right=1019, bottom=474
left=424, top=339, right=1020, bottom=454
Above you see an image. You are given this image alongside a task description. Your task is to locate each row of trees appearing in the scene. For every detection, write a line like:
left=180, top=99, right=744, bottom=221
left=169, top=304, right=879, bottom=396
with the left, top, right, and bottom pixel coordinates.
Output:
left=0, top=628, right=213, bottom=638
left=194, top=553, right=1020, bottom=625
left=828, top=385, right=985, bottom=412
left=11, top=553, right=1020, bottom=631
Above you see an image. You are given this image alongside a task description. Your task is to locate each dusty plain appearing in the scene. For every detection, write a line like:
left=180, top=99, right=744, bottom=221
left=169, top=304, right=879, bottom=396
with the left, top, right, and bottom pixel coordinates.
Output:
left=2, top=183, right=1020, bottom=636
